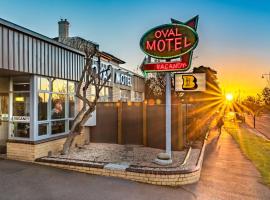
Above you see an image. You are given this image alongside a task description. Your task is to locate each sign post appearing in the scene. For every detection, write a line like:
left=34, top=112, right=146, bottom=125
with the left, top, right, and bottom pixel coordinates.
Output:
left=140, top=16, right=199, bottom=165
left=165, top=72, right=172, bottom=158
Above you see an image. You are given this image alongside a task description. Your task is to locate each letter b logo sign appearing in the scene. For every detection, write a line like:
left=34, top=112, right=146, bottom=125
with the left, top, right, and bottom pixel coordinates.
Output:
left=182, top=75, right=198, bottom=90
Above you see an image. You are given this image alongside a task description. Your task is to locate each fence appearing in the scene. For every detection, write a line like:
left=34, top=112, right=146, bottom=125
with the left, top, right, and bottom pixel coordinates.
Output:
left=89, top=102, right=187, bottom=151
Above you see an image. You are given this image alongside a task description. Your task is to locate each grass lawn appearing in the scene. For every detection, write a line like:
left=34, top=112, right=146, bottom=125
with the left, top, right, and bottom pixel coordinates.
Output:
left=225, top=121, right=270, bottom=187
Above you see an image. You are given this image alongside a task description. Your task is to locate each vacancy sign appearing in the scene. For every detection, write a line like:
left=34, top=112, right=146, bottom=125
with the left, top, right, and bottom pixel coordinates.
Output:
left=174, top=73, right=206, bottom=92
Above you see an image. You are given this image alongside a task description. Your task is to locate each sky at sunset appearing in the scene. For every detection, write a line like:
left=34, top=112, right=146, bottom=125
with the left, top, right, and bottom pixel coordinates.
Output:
left=0, top=0, right=269, bottom=97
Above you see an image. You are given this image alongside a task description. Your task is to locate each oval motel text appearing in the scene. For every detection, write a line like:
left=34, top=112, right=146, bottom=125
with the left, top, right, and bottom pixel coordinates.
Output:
left=140, top=24, right=198, bottom=59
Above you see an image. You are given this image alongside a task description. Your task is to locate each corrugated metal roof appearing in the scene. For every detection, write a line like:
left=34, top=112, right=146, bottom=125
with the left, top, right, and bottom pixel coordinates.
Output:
left=0, top=18, right=84, bottom=55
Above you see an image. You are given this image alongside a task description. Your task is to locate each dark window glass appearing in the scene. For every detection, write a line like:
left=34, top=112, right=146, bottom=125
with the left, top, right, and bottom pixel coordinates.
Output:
left=51, top=120, right=65, bottom=135
left=13, top=122, right=30, bottom=138
left=0, top=94, right=9, bottom=121
left=38, top=93, right=49, bottom=121
left=13, top=84, right=30, bottom=91
left=13, top=76, right=30, bottom=91
left=69, top=95, right=75, bottom=118
left=51, top=94, right=65, bottom=119
left=13, top=93, right=30, bottom=116
left=38, top=124, right=47, bottom=136
left=69, top=120, right=74, bottom=130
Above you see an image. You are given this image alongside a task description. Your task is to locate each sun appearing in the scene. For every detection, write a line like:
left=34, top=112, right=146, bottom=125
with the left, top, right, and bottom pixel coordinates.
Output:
left=226, top=93, right=234, bottom=101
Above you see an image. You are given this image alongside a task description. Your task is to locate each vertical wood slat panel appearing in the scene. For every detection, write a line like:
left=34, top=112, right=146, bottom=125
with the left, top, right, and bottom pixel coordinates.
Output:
left=44, top=42, right=48, bottom=76
left=48, top=44, right=51, bottom=77
left=0, top=26, right=2, bottom=69
left=55, top=47, right=59, bottom=78
left=58, top=47, right=61, bottom=78
left=52, top=46, right=55, bottom=77
left=19, top=33, right=24, bottom=72
left=13, top=32, right=19, bottom=71
left=8, top=30, right=14, bottom=70
left=32, top=38, right=36, bottom=74
left=28, top=37, right=33, bottom=73
left=36, top=40, right=40, bottom=74
left=2, top=28, right=8, bottom=69
left=24, top=35, right=29, bottom=73
left=0, top=24, right=84, bottom=81
left=40, top=41, right=44, bottom=75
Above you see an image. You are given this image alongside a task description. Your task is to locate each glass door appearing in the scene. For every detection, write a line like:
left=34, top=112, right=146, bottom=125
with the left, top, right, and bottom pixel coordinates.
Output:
left=0, top=93, right=9, bottom=154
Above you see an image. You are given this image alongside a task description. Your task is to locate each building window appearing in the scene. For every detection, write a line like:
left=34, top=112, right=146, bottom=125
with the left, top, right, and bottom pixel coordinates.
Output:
left=52, top=79, right=67, bottom=93
left=13, top=93, right=30, bottom=117
left=38, top=77, right=49, bottom=91
left=51, top=120, right=65, bottom=135
left=37, top=77, right=76, bottom=137
left=51, top=94, right=65, bottom=119
left=69, top=95, right=75, bottom=118
left=12, top=122, right=30, bottom=138
left=38, top=123, right=48, bottom=136
left=11, top=76, right=30, bottom=139
left=120, top=89, right=131, bottom=102
left=99, top=86, right=112, bottom=102
left=38, top=93, right=49, bottom=121
left=134, top=92, right=143, bottom=102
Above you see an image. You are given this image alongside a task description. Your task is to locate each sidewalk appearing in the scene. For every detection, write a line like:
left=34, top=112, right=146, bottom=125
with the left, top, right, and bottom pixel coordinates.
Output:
left=242, top=123, right=270, bottom=141
left=183, top=129, right=270, bottom=200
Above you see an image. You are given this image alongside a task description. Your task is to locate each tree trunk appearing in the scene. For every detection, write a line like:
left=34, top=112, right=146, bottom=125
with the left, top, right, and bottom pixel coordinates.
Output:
left=253, top=115, right=256, bottom=128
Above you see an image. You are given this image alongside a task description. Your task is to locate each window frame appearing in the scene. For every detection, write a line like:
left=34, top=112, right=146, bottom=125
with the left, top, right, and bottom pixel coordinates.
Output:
left=36, top=76, right=77, bottom=140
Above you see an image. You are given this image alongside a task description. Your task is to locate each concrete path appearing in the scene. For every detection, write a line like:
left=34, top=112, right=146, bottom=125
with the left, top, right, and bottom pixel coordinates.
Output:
left=183, top=129, right=270, bottom=200
left=0, top=129, right=270, bottom=200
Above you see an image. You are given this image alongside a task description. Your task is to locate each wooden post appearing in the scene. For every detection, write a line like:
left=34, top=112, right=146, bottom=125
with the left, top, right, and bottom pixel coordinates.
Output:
left=177, top=103, right=184, bottom=150
left=117, top=101, right=123, bottom=144
left=143, top=101, right=147, bottom=146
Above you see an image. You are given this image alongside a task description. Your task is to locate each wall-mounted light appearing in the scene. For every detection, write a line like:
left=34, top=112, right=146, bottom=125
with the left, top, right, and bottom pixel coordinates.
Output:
left=15, top=97, right=24, bottom=102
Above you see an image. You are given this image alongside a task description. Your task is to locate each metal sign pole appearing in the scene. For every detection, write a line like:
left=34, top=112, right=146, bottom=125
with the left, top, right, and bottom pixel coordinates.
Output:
left=165, top=72, right=172, bottom=158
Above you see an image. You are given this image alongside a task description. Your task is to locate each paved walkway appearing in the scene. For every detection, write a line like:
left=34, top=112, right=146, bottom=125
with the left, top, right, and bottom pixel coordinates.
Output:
left=183, top=129, right=270, bottom=200
left=0, top=129, right=270, bottom=200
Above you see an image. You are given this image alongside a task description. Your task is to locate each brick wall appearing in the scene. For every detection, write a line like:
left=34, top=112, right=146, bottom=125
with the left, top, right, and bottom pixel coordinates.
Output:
left=7, top=131, right=88, bottom=161
left=37, top=162, right=201, bottom=186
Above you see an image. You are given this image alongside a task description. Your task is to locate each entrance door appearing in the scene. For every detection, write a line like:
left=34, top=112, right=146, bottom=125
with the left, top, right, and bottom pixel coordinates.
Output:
left=0, top=93, right=9, bottom=154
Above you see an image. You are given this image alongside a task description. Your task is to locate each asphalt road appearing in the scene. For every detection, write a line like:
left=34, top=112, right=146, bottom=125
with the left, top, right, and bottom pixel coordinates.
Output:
left=245, top=114, right=270, bottom=139
left=0, top=130, right=270, bottom=200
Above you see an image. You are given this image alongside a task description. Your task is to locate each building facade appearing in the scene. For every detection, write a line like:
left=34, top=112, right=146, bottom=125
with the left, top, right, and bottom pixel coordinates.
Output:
left=56, top=19, right=145, bottom=103
left=91, top=52, right=144, bottom=102
left=0, top=18, right=144, bottom=160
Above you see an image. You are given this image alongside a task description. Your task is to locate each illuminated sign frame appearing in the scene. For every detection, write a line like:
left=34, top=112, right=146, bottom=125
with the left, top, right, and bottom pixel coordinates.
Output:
left=174, top=73, right=206, bottom=92
left=140, top=16, right=199, bottom=72
left=140, top=24, right=198, bottom=59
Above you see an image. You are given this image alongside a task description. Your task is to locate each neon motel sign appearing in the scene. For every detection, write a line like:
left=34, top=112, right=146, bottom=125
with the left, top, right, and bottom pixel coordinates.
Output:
left=140, top=16, right=199, bottom=72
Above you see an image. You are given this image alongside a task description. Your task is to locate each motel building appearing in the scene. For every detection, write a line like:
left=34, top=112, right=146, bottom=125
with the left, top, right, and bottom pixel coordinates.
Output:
left=0, top=18, right=145, bottom=161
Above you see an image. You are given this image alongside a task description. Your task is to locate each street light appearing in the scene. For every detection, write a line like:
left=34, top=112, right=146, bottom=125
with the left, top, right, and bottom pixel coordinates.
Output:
left=262, top=72, right=270, bottom=86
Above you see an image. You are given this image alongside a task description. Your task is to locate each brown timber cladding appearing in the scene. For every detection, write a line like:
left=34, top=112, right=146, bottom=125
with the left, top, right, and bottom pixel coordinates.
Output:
left=90, top=102, right=184, bottom=151
left=0, top=18, right=84, bottom=81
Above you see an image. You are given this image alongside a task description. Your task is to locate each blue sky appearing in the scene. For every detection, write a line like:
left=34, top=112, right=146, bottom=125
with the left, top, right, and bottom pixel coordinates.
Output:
left=0, top=0, right=270, bottom=95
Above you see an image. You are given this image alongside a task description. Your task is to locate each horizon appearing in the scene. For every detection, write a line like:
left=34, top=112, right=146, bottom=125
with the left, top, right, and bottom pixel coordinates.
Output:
left=0, top=0, right=269, bottom=97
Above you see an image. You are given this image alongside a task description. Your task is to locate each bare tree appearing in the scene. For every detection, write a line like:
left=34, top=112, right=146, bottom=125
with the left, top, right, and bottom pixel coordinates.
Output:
left=60, top=37, right=111, bottom=154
